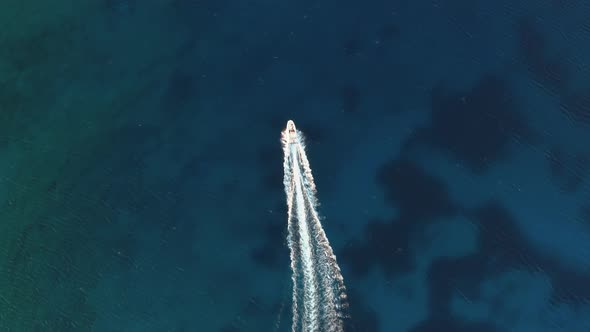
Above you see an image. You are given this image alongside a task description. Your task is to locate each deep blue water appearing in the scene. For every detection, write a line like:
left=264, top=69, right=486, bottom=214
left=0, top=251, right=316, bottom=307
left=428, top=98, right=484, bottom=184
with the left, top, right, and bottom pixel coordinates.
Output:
left=1, top=1, right=590, bottom=331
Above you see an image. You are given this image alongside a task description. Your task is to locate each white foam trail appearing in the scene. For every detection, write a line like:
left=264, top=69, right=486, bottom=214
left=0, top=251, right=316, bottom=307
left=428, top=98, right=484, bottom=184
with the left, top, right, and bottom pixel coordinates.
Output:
left=281, top=120, right=348, bottom=332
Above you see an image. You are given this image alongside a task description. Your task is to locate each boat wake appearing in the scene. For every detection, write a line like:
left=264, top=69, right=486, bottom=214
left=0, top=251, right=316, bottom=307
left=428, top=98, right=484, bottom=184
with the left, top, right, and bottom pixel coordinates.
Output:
left=281, top=120, right=348, bottom=332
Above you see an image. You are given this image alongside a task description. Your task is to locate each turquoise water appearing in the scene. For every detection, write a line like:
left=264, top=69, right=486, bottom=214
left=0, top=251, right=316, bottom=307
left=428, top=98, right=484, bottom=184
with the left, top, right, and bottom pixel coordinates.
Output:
left=1, top=1, right=590, bottom=331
